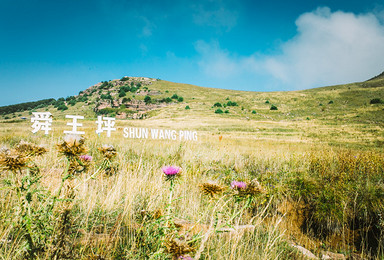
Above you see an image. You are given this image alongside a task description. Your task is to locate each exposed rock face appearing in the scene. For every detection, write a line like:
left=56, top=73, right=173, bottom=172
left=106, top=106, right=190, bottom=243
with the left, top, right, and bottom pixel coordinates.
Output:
left=87, top=77, right=169, bottom=119
left=135, top=90, right=161, bottom=96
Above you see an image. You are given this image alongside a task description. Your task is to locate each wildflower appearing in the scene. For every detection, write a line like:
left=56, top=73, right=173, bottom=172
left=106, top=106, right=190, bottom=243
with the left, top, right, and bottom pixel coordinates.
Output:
left=165, top=236, right=194, bottom=258
left=199, top=181, right=224, bottom=197
left=231, top=181, right=247, bottom=190
left=231, top=180, right=265, bottom=198
left=15, top=140, right=47, bottom=156
left=162, top=166, right=181, bottom=181
left=79, top=154, right=92, bottom=162
left=242, top=180, right=265, bottom=196
left=63, top=134, right=84, bottom=147
left=139, top=208, right=163, bottom=220
left=0, top=150, right=27, bottom=172
left=57, top=135, right=87, bottom=158
left=179, top=256, right=194, bottom=260
left=104, top=165, right=118, bottom=176
left=68, top=160, right=85, bottom=175
left=98, top=144, right=117, bottom=159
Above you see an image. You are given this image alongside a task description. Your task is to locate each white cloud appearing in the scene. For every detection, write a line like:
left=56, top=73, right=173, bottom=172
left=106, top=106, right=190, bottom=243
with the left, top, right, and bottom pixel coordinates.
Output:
left=264, top=7, right=384, bottom=89
left=194, top=40, right=237, bottom=77
left=192, top=0, right=238, bottom=31
left=139, top=16, right=155, bottom=37
left=195, top=7, right=384, bottom=90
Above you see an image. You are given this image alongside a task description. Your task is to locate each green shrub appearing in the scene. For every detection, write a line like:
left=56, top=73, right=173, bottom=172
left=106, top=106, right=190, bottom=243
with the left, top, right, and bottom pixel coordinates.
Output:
left=328, top=100, right=334, bottom=104
left=97, top=107, right=116, bottom=115
left=101, top=94, right=113, bottom=100
left=144, top=95, right=151, bottom=104
left=164, top=97, right=172, bottom=103
left=289, top=151, right=384, bottom=242
left=265, top=100, right=270, bottom=104
left=119, top=90, right=126, bottom=97
left=122, top=97, right=131, bottom=103
left=224, top=110, right=229, bottom=113
left=185, top=105, right=190, bottom=110
left=370, top=98, right=383, bottom=104
left=178, top=97, right=184, bottom=102
left=120, top=86, right=131, bottom=92
left=65, top=96, right=75, bottom=101
left=215, top=108, right=223, bottom=114
left=270, top=105, right=278, bottom=110
left=214, top=102, right=222, bottom=107
left=171, top=94, right=178, bottom=99
left=227, top=101, right=238, bottom=106
left=252, top=110, right=256, bottom=114
left=68, top=99, right=76, bottom=106
left=100, top=81, right=109, bottom=89
left=57, top=104, right=68, bottom=111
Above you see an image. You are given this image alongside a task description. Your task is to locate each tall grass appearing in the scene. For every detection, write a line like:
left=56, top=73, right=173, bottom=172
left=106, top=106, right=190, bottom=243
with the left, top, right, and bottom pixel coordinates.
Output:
left=0, top=125, right=383, bottom=259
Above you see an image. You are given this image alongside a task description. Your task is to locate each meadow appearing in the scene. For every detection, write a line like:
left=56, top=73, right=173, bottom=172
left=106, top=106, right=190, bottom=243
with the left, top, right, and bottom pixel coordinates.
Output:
left=0, top=77, right=383, bottom=259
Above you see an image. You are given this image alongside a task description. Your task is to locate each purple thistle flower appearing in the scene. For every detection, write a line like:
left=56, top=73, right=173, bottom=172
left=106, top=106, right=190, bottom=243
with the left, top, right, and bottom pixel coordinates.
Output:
left=162, top=166, right=181, bottom=182
left=178, top=256, right=193, bottom=260
left=231, top=181, right=247, bottom=189
left=79, top=154, right=92, bottom=162
left=162, top=166, right=181, bottom=176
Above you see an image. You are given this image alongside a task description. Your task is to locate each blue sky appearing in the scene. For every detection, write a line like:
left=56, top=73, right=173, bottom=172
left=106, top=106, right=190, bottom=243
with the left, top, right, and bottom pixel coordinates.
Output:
left=1, top=0, right=384, bottom=106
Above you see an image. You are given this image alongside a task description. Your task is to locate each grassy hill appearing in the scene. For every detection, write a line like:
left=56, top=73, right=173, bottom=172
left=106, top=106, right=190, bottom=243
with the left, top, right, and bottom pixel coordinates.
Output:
left=0, top=76, right=384, bottom=259
left=2, top=75, right=383, bottom=149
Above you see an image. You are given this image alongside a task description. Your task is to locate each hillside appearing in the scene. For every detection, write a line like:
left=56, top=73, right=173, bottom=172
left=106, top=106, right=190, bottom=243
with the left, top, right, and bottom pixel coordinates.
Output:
left=1, top=75, right=384, bottom=149
left=1, top=77, right=384, bottom=259
left=367, top=70, right=384, bottom=81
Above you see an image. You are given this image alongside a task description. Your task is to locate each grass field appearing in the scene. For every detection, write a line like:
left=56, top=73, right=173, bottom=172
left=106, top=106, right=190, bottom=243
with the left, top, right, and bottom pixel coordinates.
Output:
left=0, top=77, right=383, bottom=259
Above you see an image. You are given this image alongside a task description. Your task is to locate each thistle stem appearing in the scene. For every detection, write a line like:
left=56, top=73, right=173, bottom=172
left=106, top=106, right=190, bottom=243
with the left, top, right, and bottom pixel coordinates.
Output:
left=167, top=179, right=174, bottom=218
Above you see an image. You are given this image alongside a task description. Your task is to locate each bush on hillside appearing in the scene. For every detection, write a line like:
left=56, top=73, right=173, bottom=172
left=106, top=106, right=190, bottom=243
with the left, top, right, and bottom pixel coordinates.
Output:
left=68, top=99, right=76, bottom=106
left=57, top=104, right=68, bottom=111
left=215, top=108, right=223, bottom=114
left=370, top=98, right=383, bottom=104
left=144, top=96, right=151, bottom=104
left=227, top=101, right=238, bottom=106
left=101, top=94, right=113, bottom=101
left=119, top=90, right=126, bottom=97
left=77, top=96, right=88, bottom=102
left=270, top=105, right=278, bottom=110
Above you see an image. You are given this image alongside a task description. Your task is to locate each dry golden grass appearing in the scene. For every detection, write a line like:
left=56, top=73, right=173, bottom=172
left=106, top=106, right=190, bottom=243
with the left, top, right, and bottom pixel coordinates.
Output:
left=0, top=103, right=383, bottom=259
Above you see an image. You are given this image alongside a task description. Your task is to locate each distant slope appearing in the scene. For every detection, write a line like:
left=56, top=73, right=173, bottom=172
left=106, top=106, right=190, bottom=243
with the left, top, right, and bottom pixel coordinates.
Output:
left=0, top=98, right=55, bottom=115
left=1, top=75, right=383, bottom=125
left=367, top=70, right=384, bottom=81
